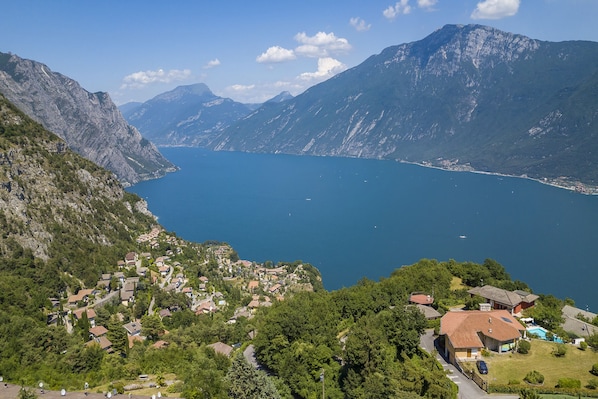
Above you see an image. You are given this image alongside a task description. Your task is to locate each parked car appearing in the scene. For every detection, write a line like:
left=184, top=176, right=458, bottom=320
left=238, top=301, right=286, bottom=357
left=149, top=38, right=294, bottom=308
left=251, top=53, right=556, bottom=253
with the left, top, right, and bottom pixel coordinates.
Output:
left=476, top=360, right=488, bottom=374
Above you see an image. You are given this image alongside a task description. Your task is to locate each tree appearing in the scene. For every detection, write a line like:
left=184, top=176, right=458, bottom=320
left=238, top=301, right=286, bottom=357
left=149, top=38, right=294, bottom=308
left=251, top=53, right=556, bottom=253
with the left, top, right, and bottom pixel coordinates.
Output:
left=519, top=388, right=541, bottom=399
left=226, top=353, right=281, bottom=399
left=140, top=314, right=164, bottom=341
left=18, top=387, right=38, bottom=399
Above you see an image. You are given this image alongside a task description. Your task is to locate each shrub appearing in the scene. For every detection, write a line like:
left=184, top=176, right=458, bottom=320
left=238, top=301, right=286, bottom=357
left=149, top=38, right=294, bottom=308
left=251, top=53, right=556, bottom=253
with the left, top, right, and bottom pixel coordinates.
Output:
left=553, top=343, right=567, bottom=357
left=519, top=389, right=541, bottom=399
left=508, top=379, right=521, bottom=385
left=556, top=377, right=581, bottom=389
left=587, top=378, right=598, bottom=390
left=518, top=340, right=531, bottom=354
left=580, top=341, right=589, bottom=351
left=592, top=363, right=598, bottom=376
left=524, top=370, right=545, bottom=385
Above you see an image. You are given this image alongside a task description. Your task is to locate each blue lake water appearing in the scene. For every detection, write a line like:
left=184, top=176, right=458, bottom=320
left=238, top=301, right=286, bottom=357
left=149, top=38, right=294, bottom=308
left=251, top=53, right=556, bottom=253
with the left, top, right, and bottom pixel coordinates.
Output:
left=129, top=147, right=598, bottom=311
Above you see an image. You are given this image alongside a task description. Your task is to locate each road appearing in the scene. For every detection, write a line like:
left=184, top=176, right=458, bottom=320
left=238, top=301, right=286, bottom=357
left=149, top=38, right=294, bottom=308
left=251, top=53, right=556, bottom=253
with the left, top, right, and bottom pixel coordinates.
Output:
left=419, top=329, right=519, bottom=399
left=0, top=383, right=156, bottom=399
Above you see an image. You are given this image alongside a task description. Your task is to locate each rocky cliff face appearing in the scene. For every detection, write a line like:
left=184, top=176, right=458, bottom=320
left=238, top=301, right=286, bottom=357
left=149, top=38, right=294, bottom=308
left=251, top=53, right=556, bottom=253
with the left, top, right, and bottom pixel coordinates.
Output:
left=209, top=24, right=598, bottom=186
left=0, top=52, right=176, bottom=186
left=0, top=94, right=156, bottom=261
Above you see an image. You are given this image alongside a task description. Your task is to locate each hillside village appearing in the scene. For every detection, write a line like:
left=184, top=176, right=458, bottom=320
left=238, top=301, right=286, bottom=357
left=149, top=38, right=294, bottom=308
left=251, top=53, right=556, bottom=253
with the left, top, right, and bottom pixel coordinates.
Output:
left=46, top=227, right=320, bottom=354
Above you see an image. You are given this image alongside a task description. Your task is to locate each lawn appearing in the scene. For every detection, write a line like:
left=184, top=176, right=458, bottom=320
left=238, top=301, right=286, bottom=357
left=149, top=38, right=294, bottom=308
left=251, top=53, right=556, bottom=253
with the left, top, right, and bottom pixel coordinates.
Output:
left=482, top=340, right=598, bottom=388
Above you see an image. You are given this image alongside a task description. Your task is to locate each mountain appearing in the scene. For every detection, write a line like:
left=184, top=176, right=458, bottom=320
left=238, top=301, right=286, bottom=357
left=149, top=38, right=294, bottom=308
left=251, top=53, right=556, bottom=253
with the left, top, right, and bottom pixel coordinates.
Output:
left=209, top=24, right=598, bottom=188
left=121, top=83, right=255, bottom=146
left=118, top=101, right=143, bottom=115
left=264, top=91, right=294, bottom=104
left=0, top=52, right=176, bottom=187
left=0, top=93, right=156, bottom=288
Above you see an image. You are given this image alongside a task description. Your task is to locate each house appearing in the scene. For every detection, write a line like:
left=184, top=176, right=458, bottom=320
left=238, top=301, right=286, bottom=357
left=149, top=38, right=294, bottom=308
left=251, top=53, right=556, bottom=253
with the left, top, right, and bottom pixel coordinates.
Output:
left=561, top=305, right=598, bottom=338
left=123, top=320, right=142, bottom=336
left=73, top=308, right=97, bottom=327
left=152, top=340, right=169, bottom=349
left=89, top=325, right=108, bottom=338
left=440, top=309, right=525, bottom=364
left=125, top=252, right=138, bottom=267
left=467, top=285, right=538, bottom=315
left=409, top=304, right=442, bottom=320
left=409, top=292, right=434, bottom=306
left=195, top=300, right=217, bottom=315
left=208, top=341, right=233, bottom=357
left=86, top=336, right=113, bottom=353
left=247, top=280, right=259, bottom=292
left=269, top=283, right=282, bottom=294
left=159, top=309, right=172, bottom=319
left=67, top=289, right=95, bottom=306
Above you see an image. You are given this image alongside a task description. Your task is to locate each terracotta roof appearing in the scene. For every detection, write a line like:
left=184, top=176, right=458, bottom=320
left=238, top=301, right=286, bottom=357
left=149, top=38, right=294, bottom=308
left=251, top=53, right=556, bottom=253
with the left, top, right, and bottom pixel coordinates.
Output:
left=409, top=293, right=434, bottom=305
left=441, top=310, right=525, bottom=349
left=89, top=325, right=108, bottom=337
left=73, top=308, right=97, bottom=320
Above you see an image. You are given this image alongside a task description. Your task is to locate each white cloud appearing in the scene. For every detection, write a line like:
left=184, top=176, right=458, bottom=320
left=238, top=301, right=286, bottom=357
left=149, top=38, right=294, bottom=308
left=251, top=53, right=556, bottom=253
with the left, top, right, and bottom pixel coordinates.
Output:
left=203, top=59, right=221, bottom=69
left=349, top=17, right=371, bottom=32
left=294, top=32, right=351, bottom=57
left=256, top=46, right=296, bottom=63
left=383, top=0, right=412, bottom=20
left=229, top=84, right=256, bottom=92
left=417, top=0, right=437, bottom=10
left=298, top=57, right=347, bottom=81
left=471, top=0, right=520, bottom=20
left=120, top=68, right=192, bottom=89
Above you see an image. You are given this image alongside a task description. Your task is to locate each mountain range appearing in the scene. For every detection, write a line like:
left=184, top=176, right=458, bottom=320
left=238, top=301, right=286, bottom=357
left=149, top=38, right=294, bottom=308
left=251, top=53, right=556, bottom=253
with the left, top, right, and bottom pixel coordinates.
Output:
left=121, top=83, right=265, bottom=146
left=0, top=52, right=176, bottom=186
left=120, top=24, right=598, bottom=188
left=208, top=24, right=598, bottom=187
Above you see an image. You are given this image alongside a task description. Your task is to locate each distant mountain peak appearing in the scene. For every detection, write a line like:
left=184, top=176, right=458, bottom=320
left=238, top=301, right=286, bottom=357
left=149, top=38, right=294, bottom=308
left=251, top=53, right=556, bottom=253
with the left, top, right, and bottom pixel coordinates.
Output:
left=265, top=91, right=294, bottom=104
left=153, top=83, right=215, bottom=102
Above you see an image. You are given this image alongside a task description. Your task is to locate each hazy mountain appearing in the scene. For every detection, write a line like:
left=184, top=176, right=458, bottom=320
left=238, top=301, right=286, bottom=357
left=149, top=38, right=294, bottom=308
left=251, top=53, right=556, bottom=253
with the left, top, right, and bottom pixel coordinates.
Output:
left=0, top=52, right=176, bottom=187
left=209, top=24, right=598, bottom=187
left=118, top=101, right=143, bottom=114
left=265, top=91, right=294, bottom=104
left=121, top=83, right=255, bottom=146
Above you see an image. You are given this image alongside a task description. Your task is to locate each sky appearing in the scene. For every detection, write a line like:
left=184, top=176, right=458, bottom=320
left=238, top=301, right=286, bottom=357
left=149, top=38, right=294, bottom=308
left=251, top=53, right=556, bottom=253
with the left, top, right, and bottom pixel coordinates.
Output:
left=2, top=0, right=598, bottom=105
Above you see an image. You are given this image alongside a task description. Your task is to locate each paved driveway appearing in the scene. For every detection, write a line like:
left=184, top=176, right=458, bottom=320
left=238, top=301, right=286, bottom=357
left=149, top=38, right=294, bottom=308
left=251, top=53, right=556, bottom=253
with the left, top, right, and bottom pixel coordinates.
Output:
left=419, top=329, right=519, bottom=399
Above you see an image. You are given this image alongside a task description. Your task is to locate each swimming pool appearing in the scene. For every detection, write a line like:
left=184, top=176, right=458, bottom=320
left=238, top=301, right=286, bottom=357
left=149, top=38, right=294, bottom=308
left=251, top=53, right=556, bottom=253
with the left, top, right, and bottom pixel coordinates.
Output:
left=527, top=326, right=564, bottom=343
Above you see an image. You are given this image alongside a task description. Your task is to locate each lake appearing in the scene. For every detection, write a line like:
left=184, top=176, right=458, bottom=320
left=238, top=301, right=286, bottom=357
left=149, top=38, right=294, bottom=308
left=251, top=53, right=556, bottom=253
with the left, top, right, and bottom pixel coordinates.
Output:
left=129, top=147, right=598, bottom=311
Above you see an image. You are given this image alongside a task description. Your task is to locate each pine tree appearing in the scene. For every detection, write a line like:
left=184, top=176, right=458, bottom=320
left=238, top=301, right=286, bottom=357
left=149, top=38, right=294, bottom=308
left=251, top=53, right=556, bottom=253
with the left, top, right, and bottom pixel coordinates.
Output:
left=226, top=352, right=281, bottom=399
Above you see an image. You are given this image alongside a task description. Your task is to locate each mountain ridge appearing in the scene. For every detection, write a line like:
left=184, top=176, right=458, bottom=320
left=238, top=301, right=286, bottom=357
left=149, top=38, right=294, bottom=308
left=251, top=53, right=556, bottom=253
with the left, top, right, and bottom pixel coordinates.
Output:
left=208, top=24, right=598, bottom=190
left=0, top=52, right=176, bottom=186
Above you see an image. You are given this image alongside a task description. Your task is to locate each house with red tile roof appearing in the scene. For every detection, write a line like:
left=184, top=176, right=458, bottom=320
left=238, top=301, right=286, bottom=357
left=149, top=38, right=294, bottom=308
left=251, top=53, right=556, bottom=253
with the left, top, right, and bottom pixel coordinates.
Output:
left=440, top=309, right=525, bottom=364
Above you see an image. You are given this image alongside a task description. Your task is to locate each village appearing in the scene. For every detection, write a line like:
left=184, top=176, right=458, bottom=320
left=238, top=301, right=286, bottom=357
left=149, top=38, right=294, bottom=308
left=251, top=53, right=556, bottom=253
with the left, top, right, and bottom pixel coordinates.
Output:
left=45, top=227, right=319, bottom=356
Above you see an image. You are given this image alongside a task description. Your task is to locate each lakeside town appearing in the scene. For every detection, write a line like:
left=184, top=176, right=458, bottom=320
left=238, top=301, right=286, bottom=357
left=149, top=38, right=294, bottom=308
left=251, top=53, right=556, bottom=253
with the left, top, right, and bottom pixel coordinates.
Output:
left=45, top=227, right=319, bottom=359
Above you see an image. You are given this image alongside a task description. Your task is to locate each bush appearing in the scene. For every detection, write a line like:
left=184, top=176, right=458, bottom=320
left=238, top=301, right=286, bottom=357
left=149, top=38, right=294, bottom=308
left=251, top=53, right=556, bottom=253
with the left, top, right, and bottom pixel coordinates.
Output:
left=508, top=379, right=521, bottom=385
left=524, top=370, right=545, bottom=385
left=518, top=340, right=531, bottom=354
left=587, top=378, right=598, bottom=390
left=592, top=363, right=598, bottom=376
left=553, top=343, right=567, bottom=357
left=557, top=378, right=581, bottom=389
left=580, top=341, right=589, bottom=351
left=519, top=389, right=541, bottom=399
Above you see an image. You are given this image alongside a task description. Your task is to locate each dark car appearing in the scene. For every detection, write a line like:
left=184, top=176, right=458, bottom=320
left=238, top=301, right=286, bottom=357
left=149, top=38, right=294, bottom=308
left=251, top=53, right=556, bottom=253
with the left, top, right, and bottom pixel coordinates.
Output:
left=476, top=360, right=488, bottom=374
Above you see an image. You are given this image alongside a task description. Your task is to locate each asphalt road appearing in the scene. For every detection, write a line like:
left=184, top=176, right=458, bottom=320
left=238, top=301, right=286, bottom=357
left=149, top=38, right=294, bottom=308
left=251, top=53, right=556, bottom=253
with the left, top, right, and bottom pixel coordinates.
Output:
left=419, top=329, right=519, bottom=399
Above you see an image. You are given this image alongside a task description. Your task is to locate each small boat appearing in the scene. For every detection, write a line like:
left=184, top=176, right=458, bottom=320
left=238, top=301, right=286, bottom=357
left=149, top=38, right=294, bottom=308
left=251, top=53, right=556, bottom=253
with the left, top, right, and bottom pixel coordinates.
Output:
left=459, top=235, right=467, bottom=239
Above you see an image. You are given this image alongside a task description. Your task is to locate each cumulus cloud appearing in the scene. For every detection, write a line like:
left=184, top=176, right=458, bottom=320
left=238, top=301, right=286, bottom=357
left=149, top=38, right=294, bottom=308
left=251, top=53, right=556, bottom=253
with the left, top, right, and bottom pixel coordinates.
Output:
left=350, top=17, right=371, bottom=32
left=298, top=57, right=347, bottom=81
left=120, top=68, right=192, bottom=89
left=256, top=46, right=296, bottom=63
left=203, top=59, right=221, bottom=69
left=417, top=0, right=438, bottom=10
left=471, top=0, right=520, bottom=19
left=294, top=31, right=351, bottom=57
left=383, top=0, right=412, bottom=20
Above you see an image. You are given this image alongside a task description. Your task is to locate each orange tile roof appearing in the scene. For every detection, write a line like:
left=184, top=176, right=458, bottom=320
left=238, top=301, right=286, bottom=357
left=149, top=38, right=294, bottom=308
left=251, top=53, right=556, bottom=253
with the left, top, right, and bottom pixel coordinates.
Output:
left=441, top=310, right=525, bottom=349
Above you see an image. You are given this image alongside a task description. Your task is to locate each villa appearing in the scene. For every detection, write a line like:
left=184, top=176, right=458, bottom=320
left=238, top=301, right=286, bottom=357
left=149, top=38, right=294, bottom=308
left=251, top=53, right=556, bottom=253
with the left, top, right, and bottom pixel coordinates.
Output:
left=440, top=309, right=525, bottom=364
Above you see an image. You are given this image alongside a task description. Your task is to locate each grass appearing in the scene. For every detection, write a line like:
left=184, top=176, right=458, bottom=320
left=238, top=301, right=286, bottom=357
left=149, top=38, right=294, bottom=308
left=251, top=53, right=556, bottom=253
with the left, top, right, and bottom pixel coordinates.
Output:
left=482, top=340, right=598, bottom=388
left=450, top=276, right=464, bottom=291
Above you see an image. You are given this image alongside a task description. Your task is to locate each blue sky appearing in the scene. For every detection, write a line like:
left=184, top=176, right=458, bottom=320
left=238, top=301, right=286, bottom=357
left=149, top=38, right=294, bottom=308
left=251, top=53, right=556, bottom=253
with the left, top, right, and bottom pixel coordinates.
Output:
left=2, top=0, right=598, bottom=105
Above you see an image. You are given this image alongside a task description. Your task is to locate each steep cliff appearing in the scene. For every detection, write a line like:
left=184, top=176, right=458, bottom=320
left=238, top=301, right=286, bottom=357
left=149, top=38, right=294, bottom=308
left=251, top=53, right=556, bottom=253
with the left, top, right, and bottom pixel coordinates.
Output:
left=0, top=52, right=176, bottom=186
